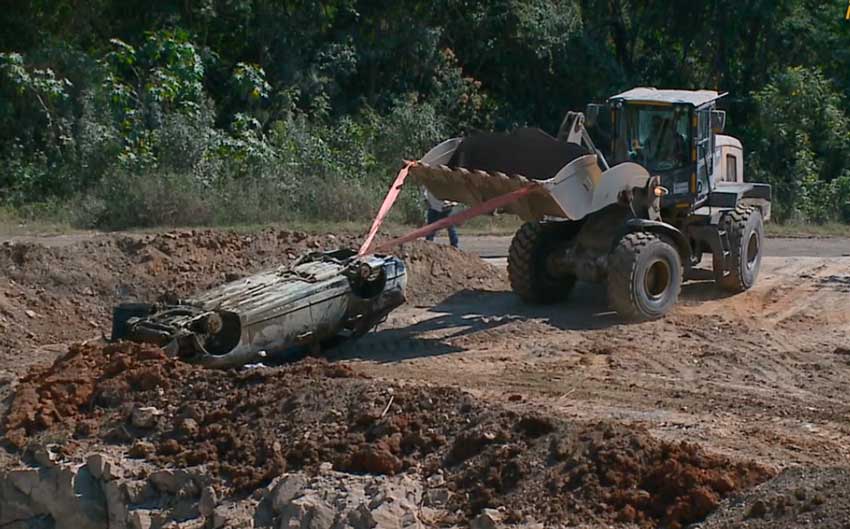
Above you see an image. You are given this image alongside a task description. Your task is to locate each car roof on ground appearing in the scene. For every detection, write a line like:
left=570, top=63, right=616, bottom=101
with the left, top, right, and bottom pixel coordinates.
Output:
left=609, top=87, right=726, bottom=107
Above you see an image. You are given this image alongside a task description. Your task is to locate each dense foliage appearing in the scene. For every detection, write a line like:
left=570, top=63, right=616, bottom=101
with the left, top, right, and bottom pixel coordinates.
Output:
left=2, top=0, right=850, bottom=227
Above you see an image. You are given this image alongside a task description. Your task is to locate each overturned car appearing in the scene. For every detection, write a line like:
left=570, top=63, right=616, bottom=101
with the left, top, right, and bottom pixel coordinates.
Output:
left=111, top=249, right=407, bottom=368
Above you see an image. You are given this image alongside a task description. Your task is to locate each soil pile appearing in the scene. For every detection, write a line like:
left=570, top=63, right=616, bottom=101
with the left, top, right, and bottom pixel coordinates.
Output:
left=702, top=467, right=850, bottom=529
left=4, top=341, right=772, bottom=528
left=397, top=241, right=507, bottom=305
left=0, top=230, right=502, bottom=374
left=0, top=230, right=356, bottom=362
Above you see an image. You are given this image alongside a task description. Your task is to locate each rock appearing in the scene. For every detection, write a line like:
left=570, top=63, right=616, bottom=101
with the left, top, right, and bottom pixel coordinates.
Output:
left=470, top=509, right=503, bottom=529
left=746, top=499, right=768, bottom=519
left=104, top=480, right=129, bottom=529
left=269, top=474, right=309, bottom=514
left=0, top=474, right=40, bottom=525
left=278, top=494, right=335, bottom=529
left=423, top=488, right=451, bottom=508
left=515, top=520, right=543, bottom=529
left=123, top=480, right=156, bottom=504
left=369, top=500, right=422, bottom=529
left=616, top=505, right=636, bottom=523
left=176, top=418, right=199, bottom=438
left=149, top=469, right=200, bottom=496
left=199, top=486, right=218, bottom=517
left=4, top=465, right=110, bottom=529
left=170, top=496, right=201, bottom=523
left=87, top=453, right=108, bottom=479
left=86, top=453, right=122, bottom=480
left=129, top=441, right=155, bottom=458
left=425, top=474, right=444, bottom=487
left=25, top=309, right=37, bottom=318
left=158, top=439, right=181, bottom=455
left=131, top=406, right=162, bottom=429
left=129, top=510, right=153, bottom=529
left=178, top=404, right=205, bottom=423
left=318, top=462, right=333, bottom=475
left=31, top=445, right=60, bottom=467
left=105, top=425, right=135, bottom=443
left=211, top=506, right=228, bottom=529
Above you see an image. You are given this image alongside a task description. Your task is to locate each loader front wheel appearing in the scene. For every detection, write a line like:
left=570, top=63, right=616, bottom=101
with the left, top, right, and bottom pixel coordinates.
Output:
left=719, top=205, right=763, bottom=292
left=607, top=232, right=682, bottom=320
left=508, top=222, right=576, bottom=304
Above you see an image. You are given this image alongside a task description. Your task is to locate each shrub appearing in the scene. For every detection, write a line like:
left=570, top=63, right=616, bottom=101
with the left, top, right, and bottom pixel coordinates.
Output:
left=748, top=66, right=850, bottom=222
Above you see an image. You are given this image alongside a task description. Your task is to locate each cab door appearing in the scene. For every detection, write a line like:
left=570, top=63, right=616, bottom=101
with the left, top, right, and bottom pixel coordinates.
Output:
left=695, top=106, right=714, bottom=200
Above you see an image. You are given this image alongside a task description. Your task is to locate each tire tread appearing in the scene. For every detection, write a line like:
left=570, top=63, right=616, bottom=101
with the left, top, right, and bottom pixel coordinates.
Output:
left=508, top=222, right=574, bottom=304
left=719, top=205, right=759, bottom=292
left=607, top=232, right=682, bottom=319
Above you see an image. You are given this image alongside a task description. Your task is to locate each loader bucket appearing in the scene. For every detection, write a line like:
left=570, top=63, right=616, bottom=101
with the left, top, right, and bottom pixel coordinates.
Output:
left=410, top=127, right=651, bottom=221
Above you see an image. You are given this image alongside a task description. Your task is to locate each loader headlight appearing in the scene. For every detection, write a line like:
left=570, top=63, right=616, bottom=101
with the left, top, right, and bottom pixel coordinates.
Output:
left=654, top=186, right=669, bottom=197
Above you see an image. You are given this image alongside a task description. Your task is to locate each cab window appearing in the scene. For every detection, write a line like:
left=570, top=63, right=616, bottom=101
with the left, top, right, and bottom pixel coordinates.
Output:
left=622, top=106, right=691, bottom=172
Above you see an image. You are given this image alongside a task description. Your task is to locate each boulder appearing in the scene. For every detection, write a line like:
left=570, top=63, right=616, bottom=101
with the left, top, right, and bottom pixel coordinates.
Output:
left=131, top=406, right=162, bottom=429
left=470, top=509, right=504, bottom=529
left=278, top=494, right=335, bottom=529
left=269, top=474, right=309, bottom=514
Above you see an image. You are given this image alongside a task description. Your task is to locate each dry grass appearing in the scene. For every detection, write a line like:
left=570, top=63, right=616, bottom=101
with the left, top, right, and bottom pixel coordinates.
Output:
left=0, top=207, right=74, bottom=238
left=765, top=221, right=850, bottom=238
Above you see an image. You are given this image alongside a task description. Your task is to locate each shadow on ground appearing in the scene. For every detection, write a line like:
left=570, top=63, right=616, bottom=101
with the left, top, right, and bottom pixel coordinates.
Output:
left=330, top=277, right=740, bottom=363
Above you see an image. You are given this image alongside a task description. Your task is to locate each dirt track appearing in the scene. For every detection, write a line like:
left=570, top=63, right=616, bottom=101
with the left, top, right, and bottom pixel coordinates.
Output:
left=1, top=229, right=850, bottom=528
left=336, top=254, right=850, bottom=469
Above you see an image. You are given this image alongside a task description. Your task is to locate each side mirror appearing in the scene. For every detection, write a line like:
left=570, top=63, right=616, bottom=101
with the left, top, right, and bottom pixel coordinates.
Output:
left=585, top=104, right=603, bottom=127
left=711, top=110, right=726, bottom=133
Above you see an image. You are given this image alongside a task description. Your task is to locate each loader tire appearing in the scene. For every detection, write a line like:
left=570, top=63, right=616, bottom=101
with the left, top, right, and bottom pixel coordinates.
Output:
left=508, top=222, right=576, bottom=304
left=607, top=232, right=682, bottom=320
left=719, top=205, right=763, bottom=292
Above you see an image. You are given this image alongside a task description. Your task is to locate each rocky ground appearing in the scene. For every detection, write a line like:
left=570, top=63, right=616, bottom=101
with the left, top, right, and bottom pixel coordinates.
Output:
left=0, top=228, right=849, bottom=528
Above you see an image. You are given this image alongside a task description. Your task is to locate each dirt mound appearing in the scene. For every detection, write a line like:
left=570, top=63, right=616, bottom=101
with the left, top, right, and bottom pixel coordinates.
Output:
left=442, top=417, right=771, bottom=528
left=4, top=341, right=772, bottom=528
left=701, top=467, right=850, bottom=529
left=0, top=230, right=356, bottom=365
left=0, top=231, right=502, bottom=376
left=397, top=241, right=507, bottom=305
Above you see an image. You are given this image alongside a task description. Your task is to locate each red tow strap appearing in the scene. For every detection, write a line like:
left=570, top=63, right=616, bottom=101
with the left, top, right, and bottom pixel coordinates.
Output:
left=358, top=161, right=538, bottom=255
left=372, top=183, right=536, bottom=254
left=358, top=161, right=415, bottom=256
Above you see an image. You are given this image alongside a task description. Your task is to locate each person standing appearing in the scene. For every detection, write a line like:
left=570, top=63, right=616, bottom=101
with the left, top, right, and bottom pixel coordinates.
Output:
left=423, top=187, right=459, bottom=248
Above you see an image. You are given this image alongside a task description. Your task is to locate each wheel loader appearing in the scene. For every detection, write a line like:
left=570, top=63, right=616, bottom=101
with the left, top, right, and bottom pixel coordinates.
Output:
left=411, top=88, right=771, bottom=319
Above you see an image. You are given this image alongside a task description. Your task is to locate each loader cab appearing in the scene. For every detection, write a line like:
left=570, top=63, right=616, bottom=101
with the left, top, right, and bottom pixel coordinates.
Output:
left=600, top=88, right=727, bottom=209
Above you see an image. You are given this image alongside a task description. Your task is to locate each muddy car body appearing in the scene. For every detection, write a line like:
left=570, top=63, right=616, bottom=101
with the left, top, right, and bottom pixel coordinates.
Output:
left=111, top=249, right=406, bottom=368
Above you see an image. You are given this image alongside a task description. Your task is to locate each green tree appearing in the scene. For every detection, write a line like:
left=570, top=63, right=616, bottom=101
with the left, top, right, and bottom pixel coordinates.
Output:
left=749, top=67, right=850, bottom=222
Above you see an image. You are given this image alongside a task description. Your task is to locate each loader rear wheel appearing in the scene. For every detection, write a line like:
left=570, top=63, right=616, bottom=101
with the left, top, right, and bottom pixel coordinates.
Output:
left=607, top=232, right=682, bottom=320
left=508, top=222, right=576, bottom=304
left=719, top=205, right=763, bottom=292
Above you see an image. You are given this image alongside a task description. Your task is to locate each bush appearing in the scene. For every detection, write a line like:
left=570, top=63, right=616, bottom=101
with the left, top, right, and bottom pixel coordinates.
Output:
left=748, top=67, right=850, bottom=223
left=78, top=170, right=215, bottom=229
